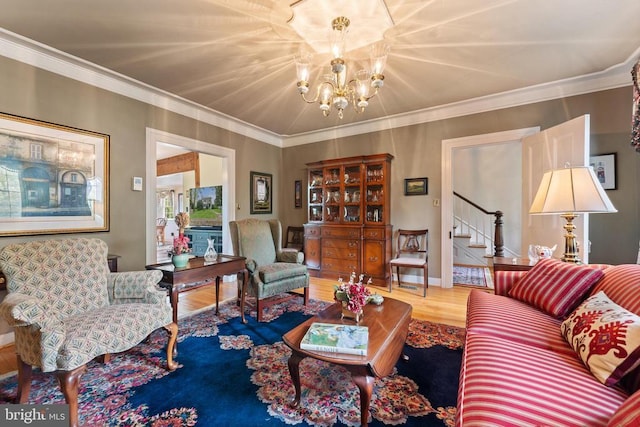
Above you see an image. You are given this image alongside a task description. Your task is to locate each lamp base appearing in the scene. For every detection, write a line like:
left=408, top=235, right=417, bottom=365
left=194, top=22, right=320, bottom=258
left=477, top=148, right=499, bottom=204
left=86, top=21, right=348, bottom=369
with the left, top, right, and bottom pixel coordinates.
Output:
left=561, top=213, right=581, bottom=264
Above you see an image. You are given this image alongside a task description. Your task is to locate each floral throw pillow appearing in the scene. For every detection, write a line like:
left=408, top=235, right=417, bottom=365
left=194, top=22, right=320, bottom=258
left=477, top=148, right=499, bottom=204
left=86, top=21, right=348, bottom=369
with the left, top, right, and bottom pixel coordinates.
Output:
left=561, top=291, right=640, bottom=386
left=508, top=258, right=604, bottom=318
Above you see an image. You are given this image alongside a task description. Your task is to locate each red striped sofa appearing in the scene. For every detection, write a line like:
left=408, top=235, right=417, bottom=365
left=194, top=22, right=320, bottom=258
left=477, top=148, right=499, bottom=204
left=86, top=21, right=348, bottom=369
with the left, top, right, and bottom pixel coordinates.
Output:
left=456, top=262, right=640, bottom=426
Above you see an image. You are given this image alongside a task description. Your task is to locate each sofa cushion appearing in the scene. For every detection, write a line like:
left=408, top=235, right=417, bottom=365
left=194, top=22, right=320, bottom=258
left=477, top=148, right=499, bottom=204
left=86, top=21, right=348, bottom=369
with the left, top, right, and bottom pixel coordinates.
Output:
left=508, top=258, right=604, bottom=318
left=590, top=264, right=640, bottom=315
left=456, top=333, right=628, bottom=427
left=608, top=388, right=640, bottom=427
left=258, top=262, right=307, bottom=283
left=466, top=289, right=574, bottom=355
left=562, top=291, right=640, bottom=386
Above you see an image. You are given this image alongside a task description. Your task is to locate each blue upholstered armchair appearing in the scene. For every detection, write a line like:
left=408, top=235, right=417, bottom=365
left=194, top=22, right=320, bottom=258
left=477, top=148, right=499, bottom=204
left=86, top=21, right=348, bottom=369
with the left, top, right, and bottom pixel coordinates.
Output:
left=0, top=238, right=178, bottom=427
left=229, top=219, right=309, bottom=322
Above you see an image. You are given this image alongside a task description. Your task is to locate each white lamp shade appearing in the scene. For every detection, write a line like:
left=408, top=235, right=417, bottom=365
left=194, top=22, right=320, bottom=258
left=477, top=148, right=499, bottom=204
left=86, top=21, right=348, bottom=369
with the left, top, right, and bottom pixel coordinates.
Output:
left=529, top=166, right=617, bottom=214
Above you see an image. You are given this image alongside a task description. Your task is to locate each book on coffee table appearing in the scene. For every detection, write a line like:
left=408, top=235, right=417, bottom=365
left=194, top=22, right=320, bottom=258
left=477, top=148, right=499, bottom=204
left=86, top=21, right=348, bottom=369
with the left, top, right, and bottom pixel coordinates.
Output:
left=300, top=322, right=369, bottom=356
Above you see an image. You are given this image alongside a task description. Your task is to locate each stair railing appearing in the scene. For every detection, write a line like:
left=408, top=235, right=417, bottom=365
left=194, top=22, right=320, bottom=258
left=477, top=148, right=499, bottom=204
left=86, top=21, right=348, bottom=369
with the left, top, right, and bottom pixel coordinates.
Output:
left=453, top=191, right=504, bottom=257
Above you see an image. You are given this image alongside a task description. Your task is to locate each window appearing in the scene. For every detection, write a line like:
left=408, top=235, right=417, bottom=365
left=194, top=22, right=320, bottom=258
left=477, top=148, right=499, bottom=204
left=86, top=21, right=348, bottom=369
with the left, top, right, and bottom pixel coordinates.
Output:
left=30, top=143, right=42, bottom=160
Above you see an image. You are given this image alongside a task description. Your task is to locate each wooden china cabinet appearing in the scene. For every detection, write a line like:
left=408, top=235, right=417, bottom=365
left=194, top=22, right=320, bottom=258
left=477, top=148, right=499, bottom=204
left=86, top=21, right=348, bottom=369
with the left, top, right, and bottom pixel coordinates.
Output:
left=304, top=153, right=393, bottom=286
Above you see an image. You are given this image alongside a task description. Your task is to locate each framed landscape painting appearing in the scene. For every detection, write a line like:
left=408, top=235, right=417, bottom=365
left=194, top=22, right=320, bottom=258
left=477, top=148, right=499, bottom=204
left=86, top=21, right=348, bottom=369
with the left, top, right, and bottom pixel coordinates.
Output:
left=404, top=177, right=428, bottom=196
left=250, top=171, right=272, bottom=214
left=0, top=113, right=110, bottom=236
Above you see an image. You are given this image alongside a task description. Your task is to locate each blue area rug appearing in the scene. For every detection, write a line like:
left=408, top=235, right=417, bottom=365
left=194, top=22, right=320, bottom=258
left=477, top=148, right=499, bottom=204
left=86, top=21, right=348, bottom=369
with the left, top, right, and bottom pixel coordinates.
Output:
left=0, top=298, right=465, bottom=426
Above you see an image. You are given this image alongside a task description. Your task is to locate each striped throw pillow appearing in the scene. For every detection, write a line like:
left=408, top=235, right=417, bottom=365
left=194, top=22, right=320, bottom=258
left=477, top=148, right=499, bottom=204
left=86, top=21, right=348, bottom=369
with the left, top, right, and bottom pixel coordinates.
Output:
left=508, top=258, right=604, bottom=318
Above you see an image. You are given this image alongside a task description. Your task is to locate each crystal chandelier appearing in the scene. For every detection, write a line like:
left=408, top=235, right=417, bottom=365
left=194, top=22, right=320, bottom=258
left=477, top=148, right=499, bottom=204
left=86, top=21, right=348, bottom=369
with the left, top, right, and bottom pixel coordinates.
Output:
left=294, top=16, right=390, bottom=119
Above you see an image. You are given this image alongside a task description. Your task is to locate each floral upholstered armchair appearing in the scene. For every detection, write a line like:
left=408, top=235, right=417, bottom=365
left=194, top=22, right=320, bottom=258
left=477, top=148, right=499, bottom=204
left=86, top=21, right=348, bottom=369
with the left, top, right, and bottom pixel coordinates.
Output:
left=229, top=219, right=309, bottom=322
left=0, top=238, right=178, bottom=427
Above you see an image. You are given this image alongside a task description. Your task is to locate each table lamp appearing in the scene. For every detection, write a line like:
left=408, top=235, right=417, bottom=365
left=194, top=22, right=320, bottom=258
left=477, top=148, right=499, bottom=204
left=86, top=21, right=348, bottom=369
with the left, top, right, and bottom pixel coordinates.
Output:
left=529, top=165, right=617, bottom=263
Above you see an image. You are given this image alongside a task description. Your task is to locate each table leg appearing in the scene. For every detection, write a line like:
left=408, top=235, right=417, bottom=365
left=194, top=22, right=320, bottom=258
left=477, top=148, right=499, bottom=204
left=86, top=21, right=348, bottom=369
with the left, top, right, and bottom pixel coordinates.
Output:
left=215, top=276, right=221, bottom=315
left=170, top=287, right=179, bottom=356
left=287, top=352, right=305, bottom=407
left=352, top=374, right=374, bottom=426
left=240, top=269, right=248, bottom=324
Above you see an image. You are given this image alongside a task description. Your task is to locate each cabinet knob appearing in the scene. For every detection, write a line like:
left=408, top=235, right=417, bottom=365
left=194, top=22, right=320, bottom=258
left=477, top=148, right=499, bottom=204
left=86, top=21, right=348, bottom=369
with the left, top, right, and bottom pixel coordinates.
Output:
left=348, top=242, right=357, bottom=248
left=369, top=256, right=379, bottom=262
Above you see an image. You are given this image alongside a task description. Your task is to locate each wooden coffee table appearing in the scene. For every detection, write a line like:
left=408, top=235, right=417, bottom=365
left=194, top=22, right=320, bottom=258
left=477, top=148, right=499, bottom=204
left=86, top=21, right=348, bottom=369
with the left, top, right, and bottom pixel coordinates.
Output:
left=282, top=297, right=412, bottom=426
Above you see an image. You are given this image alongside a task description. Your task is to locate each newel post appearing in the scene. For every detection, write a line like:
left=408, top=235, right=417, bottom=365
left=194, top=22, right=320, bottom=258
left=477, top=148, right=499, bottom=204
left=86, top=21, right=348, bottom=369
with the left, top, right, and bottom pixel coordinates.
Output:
left=493, top=210, right=504, bottom=257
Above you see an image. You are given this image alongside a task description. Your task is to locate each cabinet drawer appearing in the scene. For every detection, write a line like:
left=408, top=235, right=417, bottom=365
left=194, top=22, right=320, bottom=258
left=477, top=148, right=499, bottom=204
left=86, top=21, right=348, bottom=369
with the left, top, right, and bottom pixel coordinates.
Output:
left=322, top=227, right=361, bottom=239
left=363, top=228, right=386, bottom=239
left=322, top=247, right=359, bottom=260
left=321, top=259, right=359, bottom=275
left=304, top=225, right=321, bottom=237
left=323, top=239, right=359, bottom=250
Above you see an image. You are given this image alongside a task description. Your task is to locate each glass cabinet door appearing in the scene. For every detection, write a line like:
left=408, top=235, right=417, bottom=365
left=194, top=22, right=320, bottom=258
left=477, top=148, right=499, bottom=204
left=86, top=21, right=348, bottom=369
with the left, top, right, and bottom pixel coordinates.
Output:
left=365, top=163, right=385, bottom=224
left=324, top=167, right=341, bottom=222
left=308, top=168, right=323, bottom=222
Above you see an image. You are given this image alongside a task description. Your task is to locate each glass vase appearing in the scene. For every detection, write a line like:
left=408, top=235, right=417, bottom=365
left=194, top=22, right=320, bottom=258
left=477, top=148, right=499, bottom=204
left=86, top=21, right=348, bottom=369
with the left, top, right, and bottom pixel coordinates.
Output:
left=204, top=237, right=217, bottom=262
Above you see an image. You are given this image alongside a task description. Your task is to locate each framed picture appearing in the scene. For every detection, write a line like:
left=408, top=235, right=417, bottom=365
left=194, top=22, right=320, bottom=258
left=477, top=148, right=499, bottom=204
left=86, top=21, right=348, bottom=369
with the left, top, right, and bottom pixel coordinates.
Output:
left=0, top=112, right=110, bottom=236
left=250, top=171, right=272, bottom=214
left=294, top=180, right=302, bottom=208
left=589, top=153, right=616, bottom=190
left=404, top=177, right=428, bottom=196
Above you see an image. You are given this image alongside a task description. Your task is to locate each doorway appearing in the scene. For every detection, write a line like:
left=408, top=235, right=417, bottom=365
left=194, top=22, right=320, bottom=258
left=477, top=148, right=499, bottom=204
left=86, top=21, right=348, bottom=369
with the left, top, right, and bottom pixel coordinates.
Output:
left=441, top=127, right=539, bottom=288
left=145, top=128, right=236, bottom=265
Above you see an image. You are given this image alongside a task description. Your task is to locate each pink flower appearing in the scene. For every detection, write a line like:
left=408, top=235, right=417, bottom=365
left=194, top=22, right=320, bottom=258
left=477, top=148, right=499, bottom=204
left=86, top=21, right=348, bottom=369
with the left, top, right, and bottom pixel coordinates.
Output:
left=172, top=234, right=191, bottom=255
left=334, top=272, right=372, bottom=313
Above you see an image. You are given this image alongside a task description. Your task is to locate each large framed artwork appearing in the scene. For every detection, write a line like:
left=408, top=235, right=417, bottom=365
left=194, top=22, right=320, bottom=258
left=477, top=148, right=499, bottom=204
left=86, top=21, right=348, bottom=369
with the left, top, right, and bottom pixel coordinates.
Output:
left=250, top=171, right=272, bottom=214
left=0, top=112, right=110, bottom=236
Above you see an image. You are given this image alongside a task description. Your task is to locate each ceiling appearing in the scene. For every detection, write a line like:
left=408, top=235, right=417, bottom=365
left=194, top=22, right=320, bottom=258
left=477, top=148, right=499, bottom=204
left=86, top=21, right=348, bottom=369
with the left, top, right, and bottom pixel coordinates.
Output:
left=1, top=0, right=640, bottom=139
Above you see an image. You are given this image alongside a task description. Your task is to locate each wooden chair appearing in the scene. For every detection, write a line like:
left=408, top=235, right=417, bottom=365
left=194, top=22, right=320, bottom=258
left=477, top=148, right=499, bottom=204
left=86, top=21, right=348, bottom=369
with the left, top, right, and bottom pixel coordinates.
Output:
left=285, top=226, right=304, bottom=252
left=389, top=229, right=429, bottom=297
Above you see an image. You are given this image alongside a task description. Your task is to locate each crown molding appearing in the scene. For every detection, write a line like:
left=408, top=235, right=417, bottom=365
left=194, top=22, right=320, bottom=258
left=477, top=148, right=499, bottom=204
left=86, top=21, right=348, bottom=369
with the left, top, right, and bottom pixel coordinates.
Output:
left=0, top=28, right=637, bottom=148
left=0, top=28, right=283, bottom=147
left=282, top=49, right=639, bottom=147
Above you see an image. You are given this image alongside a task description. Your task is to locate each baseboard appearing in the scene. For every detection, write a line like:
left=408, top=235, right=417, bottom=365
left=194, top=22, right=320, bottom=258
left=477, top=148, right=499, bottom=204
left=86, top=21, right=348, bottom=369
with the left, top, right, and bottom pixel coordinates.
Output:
left=391, top=273, right=441, bottom=287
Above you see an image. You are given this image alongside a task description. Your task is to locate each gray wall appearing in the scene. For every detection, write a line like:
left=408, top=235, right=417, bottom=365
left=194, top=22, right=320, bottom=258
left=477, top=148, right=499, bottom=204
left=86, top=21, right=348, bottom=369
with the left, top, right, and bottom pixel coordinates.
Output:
left=281, top=87, right=640, bottom=274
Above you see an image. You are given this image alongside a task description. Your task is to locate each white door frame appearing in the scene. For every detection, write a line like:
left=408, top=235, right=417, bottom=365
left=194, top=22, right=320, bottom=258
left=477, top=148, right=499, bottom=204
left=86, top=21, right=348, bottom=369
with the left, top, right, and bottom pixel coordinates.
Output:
left=145, top=128, right=236, bottom=265
left=441, top=127, right=539, bottom=288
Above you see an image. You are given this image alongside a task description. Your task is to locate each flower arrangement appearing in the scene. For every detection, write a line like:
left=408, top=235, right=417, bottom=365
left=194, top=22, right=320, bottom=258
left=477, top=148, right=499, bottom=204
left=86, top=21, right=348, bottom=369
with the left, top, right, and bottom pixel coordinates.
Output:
left=172, top=234, right=191, bottom=255
left=175, top=212, right=190, bottom=235
left=334, top=272, right=372, bottom=314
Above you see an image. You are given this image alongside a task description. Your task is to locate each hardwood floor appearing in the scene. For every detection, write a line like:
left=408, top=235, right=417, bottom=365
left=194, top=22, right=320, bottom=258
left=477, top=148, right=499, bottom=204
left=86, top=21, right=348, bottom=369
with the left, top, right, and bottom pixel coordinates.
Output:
left=0, top=277, right=475, bottom=376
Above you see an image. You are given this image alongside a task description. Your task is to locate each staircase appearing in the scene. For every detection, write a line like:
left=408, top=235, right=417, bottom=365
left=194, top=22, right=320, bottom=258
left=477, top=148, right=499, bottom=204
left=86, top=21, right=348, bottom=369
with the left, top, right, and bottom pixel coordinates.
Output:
left=453, top=192, right=507, bottom=266
left=453, top=232, right=490, bottom=266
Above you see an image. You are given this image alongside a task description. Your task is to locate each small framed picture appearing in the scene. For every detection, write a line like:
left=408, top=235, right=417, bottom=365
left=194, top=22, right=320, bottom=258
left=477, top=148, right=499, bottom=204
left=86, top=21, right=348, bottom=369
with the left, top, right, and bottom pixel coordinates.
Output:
left=250, top=171, right=272, bottom=214
left=294, top=180, right=302, bottom=208
left=404, top=177, right=428, bottom=196
left=589, top=153, right=616, bottom=190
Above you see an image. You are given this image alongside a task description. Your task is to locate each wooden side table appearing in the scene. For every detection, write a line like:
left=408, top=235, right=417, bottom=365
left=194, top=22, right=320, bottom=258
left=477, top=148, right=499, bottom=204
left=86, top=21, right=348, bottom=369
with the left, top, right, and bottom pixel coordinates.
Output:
left=491, top=257, right=537, bottom=272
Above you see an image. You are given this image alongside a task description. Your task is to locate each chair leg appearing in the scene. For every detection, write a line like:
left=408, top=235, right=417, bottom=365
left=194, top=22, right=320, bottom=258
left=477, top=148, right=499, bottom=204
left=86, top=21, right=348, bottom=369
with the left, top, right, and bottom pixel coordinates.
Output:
left=164, top=322, right=178, bottom=370
left=56, top=365, right=87, bottom=427
left=257, top=299, right=264, bottom=322
left=16, top=355, right=32, bottom=404
left=388, top=264, right=393, bottom=293
left=303, top=287, right=309, bottom=306
left=423, top=264, right=428, bottom=297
